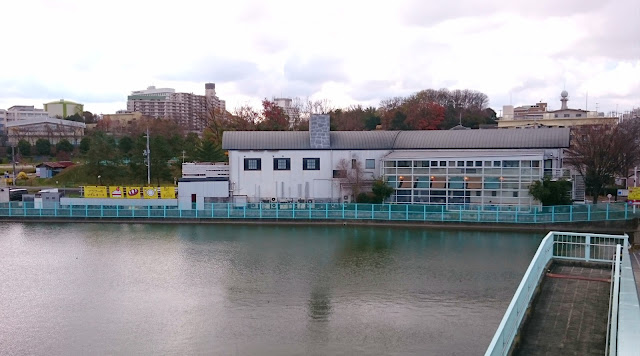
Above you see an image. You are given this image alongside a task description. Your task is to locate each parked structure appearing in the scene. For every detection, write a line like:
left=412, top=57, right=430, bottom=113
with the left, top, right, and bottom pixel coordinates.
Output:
left=36, top=161, right=74, bottom=178
left=126, top=83, right=225, bottom=133
left=222, top=115, right=570, bottom=207
left=43, top=99, right=84, bottom=119
left=6, top=117, right=85, bottom=145
left=499, top=91, right=619, bottom=128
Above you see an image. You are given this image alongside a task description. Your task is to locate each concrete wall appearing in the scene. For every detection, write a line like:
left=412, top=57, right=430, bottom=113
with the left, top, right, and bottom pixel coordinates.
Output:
left=0, top=187, right=9, bottom=203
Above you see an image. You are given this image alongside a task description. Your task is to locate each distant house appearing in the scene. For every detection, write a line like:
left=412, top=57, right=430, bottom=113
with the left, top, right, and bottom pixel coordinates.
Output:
left=36, top=161, right=74, bottom=178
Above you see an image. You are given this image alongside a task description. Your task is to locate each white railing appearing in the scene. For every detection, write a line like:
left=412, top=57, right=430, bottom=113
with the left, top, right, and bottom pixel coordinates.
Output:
left=484, top=231, right=628, bottom=356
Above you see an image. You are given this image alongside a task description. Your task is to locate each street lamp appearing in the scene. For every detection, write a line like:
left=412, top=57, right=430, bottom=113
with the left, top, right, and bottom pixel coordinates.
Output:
left=98, top=175, right=101, bottom=185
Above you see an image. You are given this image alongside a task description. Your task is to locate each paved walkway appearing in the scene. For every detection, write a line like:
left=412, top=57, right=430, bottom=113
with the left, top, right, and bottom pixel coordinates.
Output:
left=514, top=262, right=611, bottom=356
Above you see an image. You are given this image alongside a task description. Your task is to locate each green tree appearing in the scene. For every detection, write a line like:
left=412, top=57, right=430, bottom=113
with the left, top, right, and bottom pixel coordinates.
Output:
left=35, top=139, right=52, bottom=156
left=79, top=137, right=91, bottom=154
left=371, top=179, right=395, bottom=203
left=56, top=139, right=74, bottom=153
left=196, top=139, right=226, bottom=162
left=86, top=132, right=118, bottom=179
left=17, top=139, right=31, bottom=157
left=118, top=136, right=134, bottom=155
left=528, top=178, right=572, bottom=206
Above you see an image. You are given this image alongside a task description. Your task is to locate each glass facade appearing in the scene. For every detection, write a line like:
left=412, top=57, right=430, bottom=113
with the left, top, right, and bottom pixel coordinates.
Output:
left=382, top=157, right=543, bottom=207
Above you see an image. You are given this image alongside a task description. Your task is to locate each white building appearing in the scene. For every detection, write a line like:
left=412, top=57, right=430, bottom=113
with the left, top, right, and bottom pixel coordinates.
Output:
left=127, top=83, right=226, bottom=133
left=178, top=162, right=230, bottom=210
left=5, top=105, right=51, bottom=123
left=274, top=97, right=300, bottom=127
left=222, top=115, right=570, bottom=207
left=499, top=91, right=619, bottom=128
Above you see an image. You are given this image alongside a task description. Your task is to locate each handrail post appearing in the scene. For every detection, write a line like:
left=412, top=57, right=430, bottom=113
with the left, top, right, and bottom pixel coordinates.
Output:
left=405, top=204, right=409, bottom=221
left=342, top=203, right=345, bottom=219
left=371, top=204, right=374, bottom=220
left=585, top=235, right=591, bottom=261
left=534, top=207, right=537, bottom=223
left=552, top=206, right=555, bottom=223
left=477, top=205, right=481, bottom=222
left=276, top=202, right=279, bottom=219
left=515, top=206, right=519, bottom=223
left=388, top=204, right=391, bottom=220
left=293, top=202, right=296, bottom=219
left=324, top=203, right=327, bottom=219
left=260, top=203, right=263, bottom=218
left=588, top=204, right=591, bottom=221
left=163, top=205, right=166, bottom=218
left=227, top=203, right=230, bottom=218
left=625, top=203, right=628, bottom=219
left=570, top=205, right=573, bottom=222
left=243, top=204, right=246, bottom=218
left=423, top=204, right=426, bottom=221
left=355, top=204, right=358, bottom=220
left=606, top=203, right=610, bottom=220
left=100, top=205, right=103, bottom=217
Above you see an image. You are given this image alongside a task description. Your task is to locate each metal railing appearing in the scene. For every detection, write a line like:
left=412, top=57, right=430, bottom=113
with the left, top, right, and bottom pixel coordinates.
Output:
left=484, top=231, right=629, bottom=356
left=0, top=202, right=637, bottom=223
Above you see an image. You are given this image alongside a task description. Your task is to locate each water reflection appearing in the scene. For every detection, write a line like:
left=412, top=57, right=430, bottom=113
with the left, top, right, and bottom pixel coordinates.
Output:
left=0, top=223, right=541, bottom=355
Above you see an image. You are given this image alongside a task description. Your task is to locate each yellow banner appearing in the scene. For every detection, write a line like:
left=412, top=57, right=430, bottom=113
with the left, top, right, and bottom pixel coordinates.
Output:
left=126, top=187, right=141, bottom=199
left=143, top=187, right=158, bottom=199
left=84, top=186, right=108, bottom=198
left=629, top=187, right=640, bottom=201
left=159, top=186, right=176, bottom=199
left=109, top=186, right=124, bottom=199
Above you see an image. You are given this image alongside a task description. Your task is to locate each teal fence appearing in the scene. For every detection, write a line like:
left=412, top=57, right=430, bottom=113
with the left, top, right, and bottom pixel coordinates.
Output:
left=0, top=202, right=637, bottom=223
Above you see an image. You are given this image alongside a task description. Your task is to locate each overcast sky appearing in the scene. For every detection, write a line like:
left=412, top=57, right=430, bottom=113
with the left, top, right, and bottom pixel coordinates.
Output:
left=1, top=0, right=638, bottom=116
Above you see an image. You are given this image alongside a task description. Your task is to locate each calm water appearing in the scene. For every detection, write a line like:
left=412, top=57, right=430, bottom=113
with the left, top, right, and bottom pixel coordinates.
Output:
left=0, top=223, right=542, bottom=355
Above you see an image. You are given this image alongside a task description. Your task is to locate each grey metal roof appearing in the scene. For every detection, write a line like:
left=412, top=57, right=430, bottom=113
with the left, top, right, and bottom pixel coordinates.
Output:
left=222, top=128, right=570, bottom=150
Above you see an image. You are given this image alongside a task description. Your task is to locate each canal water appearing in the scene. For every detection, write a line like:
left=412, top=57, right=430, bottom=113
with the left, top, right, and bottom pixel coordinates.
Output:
left=0, top=223, right=542, bottom=355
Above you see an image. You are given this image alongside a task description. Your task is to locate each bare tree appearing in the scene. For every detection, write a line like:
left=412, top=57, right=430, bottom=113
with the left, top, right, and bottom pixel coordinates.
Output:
left=565, top=123, right=640, bottom=203
left=335, top=158, right=367, bottom=200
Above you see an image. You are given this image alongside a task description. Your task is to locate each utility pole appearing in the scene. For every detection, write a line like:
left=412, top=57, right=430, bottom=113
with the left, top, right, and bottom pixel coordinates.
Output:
left=145, top=127, right=151, bottom=185
left=11, top=145, right=16, bottom=186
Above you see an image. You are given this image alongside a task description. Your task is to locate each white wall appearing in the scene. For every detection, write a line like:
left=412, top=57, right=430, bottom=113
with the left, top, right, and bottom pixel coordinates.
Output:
left=178, top=181, right=229, bottom=209
left=229, top=150, right=391, bottom=202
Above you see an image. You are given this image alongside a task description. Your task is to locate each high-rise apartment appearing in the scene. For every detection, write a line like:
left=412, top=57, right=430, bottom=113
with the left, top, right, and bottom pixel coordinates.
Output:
left=126, top=83, right=226, bottom=133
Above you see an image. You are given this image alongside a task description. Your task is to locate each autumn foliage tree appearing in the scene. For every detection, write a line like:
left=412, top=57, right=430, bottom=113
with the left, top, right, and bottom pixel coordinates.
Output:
left=257, top=99, right=290, bottom=131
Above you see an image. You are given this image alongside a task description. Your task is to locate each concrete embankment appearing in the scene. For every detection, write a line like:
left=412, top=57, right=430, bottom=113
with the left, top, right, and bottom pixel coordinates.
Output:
left=1, top=216, right=638, bottom=241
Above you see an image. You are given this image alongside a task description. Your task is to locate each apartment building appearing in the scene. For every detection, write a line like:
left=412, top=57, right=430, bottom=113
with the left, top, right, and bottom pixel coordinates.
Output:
left=274, top=97, right=300, bottom=127
left=126, top=83, right=226, bottom=133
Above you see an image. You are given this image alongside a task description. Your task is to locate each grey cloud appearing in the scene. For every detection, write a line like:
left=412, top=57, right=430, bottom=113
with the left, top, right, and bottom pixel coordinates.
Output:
left=284, top=56, right=347, bottom=84
left=556, top=0, right=640, bottom=60
left=509, top=79, right=549, bottom=94
left=160, top=57, right=261, bottom=83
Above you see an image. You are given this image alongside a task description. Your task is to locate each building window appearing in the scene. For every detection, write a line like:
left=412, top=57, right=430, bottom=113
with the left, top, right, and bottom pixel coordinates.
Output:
left=564, top=114, right=570, bottom=118
left=333, top=169, right=346, bottom=178
left=365, top=159, right=375, bottom=169
left=303, top=158, right=320, bottom=170
left=273, top=158, right=290, bottom=171
left=576, top=114, right=582, bottom=117
left=352, top=159, right=357, bottom=169
left=244, top=158, right=261, bottom=171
